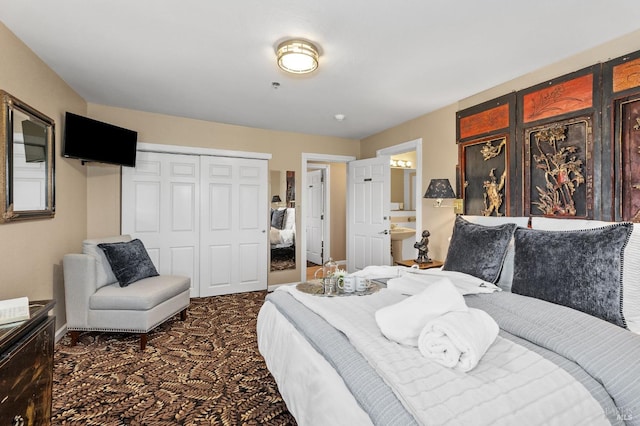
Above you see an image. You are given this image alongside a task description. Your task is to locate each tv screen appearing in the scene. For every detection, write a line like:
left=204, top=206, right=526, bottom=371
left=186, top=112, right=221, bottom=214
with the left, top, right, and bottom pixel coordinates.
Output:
left=63, top=112, right=138, bottom=167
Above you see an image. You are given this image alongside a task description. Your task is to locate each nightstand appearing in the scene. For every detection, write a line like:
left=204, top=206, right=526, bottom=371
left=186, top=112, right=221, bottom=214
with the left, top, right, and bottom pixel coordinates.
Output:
left=395, top=259, right=444, bottom=269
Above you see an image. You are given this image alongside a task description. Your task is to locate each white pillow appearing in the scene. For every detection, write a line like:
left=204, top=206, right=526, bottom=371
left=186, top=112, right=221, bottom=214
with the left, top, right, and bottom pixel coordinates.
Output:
left=461, top=216, right=530, bottom=292
left=82, top=235, right=132, bottom=289
left=283, top=208, right=296, bottom=230
left=531, top=217, right=640, bottom=332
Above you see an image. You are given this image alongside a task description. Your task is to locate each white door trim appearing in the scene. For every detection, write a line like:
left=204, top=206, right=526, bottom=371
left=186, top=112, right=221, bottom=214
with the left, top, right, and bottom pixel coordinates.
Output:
left=137, top=142, right=272, bottom=160
left=300, top=153, right=356, bottom=283
left=377, top=138, right=423, bottom=246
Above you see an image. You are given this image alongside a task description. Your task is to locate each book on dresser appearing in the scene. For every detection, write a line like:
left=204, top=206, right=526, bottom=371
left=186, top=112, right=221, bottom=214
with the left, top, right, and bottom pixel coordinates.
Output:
left=0, top=299, right=55, bottom=425
left=0, top=297, right=30, bottom=326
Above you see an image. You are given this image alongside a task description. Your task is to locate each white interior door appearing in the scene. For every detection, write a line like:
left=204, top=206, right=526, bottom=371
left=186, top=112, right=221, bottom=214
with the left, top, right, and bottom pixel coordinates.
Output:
left=306, top=169, right=324, bottom=265
left=199, top=156, right=268, bottom=296
left=347, top=156, right=391, bottom=272
left=121, top=151, right=200, bottom=297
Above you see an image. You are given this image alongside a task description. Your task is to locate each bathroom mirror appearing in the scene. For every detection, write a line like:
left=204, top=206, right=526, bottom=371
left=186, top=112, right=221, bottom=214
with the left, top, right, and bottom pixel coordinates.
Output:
left=270, top=170, right=296, bottom=271
left=0, top=91, right=55, bottom=223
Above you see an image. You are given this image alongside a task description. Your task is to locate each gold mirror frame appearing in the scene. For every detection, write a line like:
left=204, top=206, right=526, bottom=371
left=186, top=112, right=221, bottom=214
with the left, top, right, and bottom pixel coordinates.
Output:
left=0, top=91, right=55, bottom=223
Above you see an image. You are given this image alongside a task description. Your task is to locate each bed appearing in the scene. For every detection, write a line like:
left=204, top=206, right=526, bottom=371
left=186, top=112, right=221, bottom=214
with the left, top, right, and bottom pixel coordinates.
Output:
left=257, top=215, right=640, bottom=425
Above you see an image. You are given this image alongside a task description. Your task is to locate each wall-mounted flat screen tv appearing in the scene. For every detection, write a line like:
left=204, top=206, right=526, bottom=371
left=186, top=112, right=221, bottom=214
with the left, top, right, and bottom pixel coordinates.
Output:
left=63, top=112, right=138, bottom=167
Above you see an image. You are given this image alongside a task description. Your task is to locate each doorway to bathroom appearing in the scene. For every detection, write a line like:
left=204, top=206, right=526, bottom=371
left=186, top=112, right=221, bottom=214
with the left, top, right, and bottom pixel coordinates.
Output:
left=377, top=139, right=424, bottom=265
left=300, top=139, right=422, bottom=281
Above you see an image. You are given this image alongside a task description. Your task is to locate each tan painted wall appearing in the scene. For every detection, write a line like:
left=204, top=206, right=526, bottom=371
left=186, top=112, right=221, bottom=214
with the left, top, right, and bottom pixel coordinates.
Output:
left=362, top=29, right=640, bottom=261
left=86, top=104, right=360, bottom=284
left=460, top=28, right=640, bottom=110
left=4, top=18, right=640, bottom=331
left=362, top=106, right=458, bottom=261
left=269, top=170, right=284, bottom=203
left=0, top=22, right=87, bottom=328
left=390, top=169, right=405, bottom=203
left=329, top=162, right=347, bottom=262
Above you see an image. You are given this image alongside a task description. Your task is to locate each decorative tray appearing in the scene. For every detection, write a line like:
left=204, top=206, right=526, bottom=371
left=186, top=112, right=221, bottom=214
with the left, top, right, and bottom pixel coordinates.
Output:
left=296, top=280, right=382, bottom=297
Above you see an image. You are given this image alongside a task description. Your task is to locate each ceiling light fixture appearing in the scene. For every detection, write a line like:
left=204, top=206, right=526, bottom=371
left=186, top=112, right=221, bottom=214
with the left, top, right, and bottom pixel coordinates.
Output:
left=276, top=39, right=319, bottom=74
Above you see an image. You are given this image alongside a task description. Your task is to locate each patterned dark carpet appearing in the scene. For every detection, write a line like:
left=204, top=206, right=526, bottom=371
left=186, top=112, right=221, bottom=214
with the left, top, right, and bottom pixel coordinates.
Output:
left=52, top=291, right=296, bottom=425
left=270, top=259, right=295, bottom=271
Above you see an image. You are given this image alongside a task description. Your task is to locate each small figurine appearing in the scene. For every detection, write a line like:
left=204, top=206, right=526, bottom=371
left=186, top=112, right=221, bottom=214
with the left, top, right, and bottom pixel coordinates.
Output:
left=414, top=230, right=431, bottom=264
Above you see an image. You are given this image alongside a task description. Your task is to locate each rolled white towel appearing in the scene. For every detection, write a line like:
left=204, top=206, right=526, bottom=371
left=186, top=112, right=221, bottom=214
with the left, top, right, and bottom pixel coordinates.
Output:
left=418, top=308, right=499, bottom=372
left=375, top=278, right=468, bottom=346
left=351, top=265, right=404, bottom=280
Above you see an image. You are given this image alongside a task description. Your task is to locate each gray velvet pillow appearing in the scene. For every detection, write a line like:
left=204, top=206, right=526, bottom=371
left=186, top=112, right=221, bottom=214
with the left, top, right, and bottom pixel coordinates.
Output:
left=271, top=208, right=286, bottom=230
left=443, top=216, right=517, bottom=283
left=98, top=239, right=159, bottom=287
left=511, top=223, right=633, bottom=328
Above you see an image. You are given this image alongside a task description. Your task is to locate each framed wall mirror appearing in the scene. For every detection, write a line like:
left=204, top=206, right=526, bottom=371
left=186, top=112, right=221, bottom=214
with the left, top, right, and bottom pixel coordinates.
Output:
left=0, top=91, right=55, bottom=223
left=270, top=170, right=296, bottom=271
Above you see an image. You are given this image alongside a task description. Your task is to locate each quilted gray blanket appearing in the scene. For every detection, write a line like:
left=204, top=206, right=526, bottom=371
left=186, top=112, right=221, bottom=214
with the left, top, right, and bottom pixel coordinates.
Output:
left=266, top=289, right=640, bottom=425
left=467, top=291, right=640, bottom=425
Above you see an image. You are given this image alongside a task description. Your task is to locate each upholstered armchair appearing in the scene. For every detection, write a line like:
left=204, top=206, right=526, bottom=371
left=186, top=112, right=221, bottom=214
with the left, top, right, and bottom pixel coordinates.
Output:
left=62, top=235, right=191, bottom=350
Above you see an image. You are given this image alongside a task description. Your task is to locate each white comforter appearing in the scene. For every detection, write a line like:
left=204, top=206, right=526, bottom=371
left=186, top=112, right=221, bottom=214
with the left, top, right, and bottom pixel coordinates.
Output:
left=277, top=284, right=609, bottom=425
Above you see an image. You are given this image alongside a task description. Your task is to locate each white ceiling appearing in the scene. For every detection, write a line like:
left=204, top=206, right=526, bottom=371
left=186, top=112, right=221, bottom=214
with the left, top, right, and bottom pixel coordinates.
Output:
left=2, top=1, right=640, bottom=140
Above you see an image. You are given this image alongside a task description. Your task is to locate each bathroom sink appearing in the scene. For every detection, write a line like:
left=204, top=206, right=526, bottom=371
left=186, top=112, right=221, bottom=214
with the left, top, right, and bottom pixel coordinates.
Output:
left=390, top=227, right=415, bottom=241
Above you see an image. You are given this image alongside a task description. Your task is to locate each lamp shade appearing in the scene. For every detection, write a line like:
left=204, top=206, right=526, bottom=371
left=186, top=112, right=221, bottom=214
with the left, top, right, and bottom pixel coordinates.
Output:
left=423, top=179, right=456, bottom=199
left=271, top=195, right=282, bottom=203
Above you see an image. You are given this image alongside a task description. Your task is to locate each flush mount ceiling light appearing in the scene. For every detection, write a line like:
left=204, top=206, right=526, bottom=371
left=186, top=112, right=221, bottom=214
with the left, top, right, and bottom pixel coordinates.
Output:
left=276, top=39, right=319, bottom=74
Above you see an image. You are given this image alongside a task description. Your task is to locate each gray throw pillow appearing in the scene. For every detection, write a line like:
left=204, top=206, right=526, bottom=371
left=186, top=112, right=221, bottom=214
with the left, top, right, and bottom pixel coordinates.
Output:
left=443, top=216, right=517, bottom=283
left=98, top=239, right=159, bottom=287
left=271, top=208, right=287, bottom=230
left=511, top=223, right=633, bottom=328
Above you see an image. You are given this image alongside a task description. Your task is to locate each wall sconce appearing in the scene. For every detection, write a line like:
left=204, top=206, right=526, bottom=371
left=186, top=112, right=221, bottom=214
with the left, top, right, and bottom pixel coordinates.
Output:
left=423, top=179, right=456, bottom=207
left=271, top=195, right=282, bottom=206
left=390, top=159, right=413, bottom=168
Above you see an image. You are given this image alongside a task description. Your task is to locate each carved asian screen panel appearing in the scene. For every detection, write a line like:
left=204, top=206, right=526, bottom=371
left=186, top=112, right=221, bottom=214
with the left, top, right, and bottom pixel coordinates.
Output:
left=522, top=74, right=593, bottom=124
left=618, top=97, right=640, bottom=222
left=524, top=117, right=593, bottom=218
left=606, top=52, right=640, bottom=221
left=457, top=93, right=517, bottom=216
left=458, top=104, right=510, bottom=140
left=613, top=57, right=640, bottom=94
left=460, top=136, right=509, bottom=217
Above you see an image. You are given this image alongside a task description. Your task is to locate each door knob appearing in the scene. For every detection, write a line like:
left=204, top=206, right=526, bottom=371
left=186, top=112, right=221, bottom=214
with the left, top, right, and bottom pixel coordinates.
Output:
left=378, top=230, right=389, bottom=235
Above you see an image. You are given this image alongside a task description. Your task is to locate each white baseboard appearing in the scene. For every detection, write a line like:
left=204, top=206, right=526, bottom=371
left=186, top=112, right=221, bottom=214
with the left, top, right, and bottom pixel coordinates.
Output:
left=55, top=323, right=67, bottom=343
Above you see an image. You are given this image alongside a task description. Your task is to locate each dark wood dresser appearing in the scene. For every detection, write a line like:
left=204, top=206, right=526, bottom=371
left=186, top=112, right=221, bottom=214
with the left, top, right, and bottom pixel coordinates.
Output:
left=0, top=300, right=55, bottom=426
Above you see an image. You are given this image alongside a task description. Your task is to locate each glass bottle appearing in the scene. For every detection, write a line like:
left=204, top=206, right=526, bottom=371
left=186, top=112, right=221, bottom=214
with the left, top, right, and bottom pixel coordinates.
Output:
left=323, top=258, right=338, bottom=295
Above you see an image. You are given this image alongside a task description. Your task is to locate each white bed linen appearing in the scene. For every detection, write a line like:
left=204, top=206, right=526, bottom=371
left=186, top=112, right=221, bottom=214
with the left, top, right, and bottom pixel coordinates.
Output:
left=256, top=301, right=373, bottom=426
left=275, top=285, right=609, bottom=426
left=270, top=227, right=295, bottom=246
left=387, top=269, right=501, bottom=296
